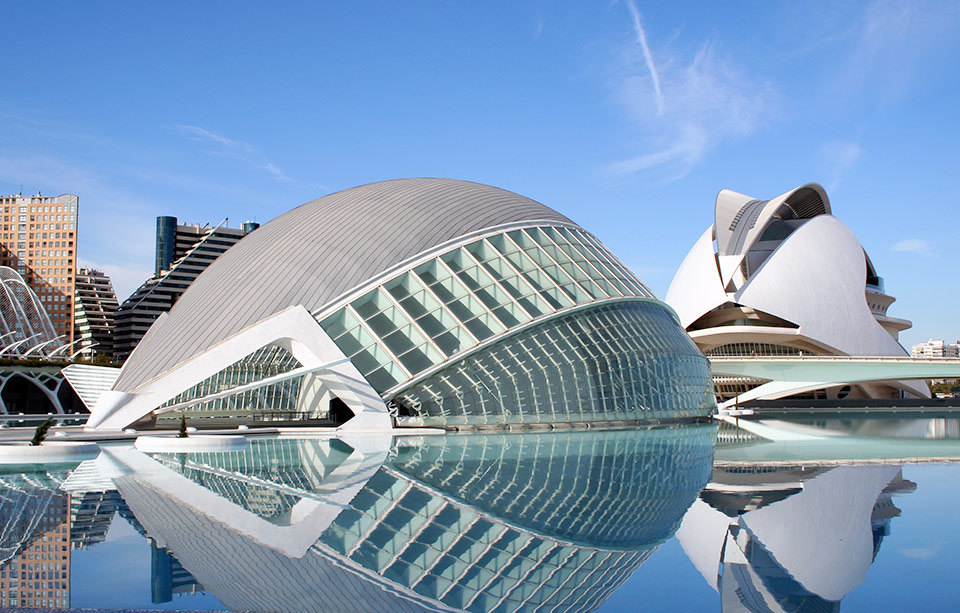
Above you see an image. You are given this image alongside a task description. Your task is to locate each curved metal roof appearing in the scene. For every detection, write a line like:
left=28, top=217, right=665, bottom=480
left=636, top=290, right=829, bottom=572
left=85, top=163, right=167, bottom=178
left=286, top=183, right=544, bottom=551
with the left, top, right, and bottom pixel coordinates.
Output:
left=116, top=178, right=577, bottom=392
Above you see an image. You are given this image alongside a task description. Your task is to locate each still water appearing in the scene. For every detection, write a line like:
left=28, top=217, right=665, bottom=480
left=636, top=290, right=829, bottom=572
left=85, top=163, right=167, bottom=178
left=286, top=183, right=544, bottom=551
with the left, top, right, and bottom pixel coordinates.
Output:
left=2, top=416, right=958, bottom=612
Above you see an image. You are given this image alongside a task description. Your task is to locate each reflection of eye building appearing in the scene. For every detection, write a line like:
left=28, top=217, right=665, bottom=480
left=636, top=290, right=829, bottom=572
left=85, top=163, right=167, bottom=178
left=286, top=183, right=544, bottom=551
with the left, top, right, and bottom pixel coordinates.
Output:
left=73, top=268, right=119, bottom=360
left=0, top=193, right=79, bottom=344
left=91, top=179, right=714, bottom=431
left=102, top=427, right=714, bottom=612
left=666, top=183, right=927, bottom=401
left=112, top=217, right=259, bottom=363
left=0, top=471, right=71, bottom=610
left=676, top=464, right=915, bottom=612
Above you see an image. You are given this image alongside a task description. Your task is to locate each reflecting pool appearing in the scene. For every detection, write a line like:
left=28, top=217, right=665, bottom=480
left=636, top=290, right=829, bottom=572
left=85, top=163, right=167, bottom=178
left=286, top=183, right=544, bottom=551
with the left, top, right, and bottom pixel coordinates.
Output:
left=2, top=417, right=959, bottom=611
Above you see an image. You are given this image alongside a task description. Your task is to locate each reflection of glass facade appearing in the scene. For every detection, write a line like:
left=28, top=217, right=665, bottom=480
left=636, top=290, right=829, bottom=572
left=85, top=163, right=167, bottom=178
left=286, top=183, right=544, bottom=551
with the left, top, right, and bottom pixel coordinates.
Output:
left=395, top=302, right=713, bottom=427
left=318, top=226, right=657, bottom=395
left=115, top=426, right=714, bottom=612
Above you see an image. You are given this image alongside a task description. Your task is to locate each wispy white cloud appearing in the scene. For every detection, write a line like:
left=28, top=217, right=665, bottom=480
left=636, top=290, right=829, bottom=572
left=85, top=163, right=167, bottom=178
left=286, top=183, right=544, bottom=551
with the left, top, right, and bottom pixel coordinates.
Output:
left=819, top=140, right=863, bottom=191
left=834, top=0, right=960, bottom=104
left=176, top=124, right=292, bottom=183
left=892, top=238, right=936, bottom=257
left=624, top=0, right=663, bottom=115
left=607, top=7, right=776, bottom=181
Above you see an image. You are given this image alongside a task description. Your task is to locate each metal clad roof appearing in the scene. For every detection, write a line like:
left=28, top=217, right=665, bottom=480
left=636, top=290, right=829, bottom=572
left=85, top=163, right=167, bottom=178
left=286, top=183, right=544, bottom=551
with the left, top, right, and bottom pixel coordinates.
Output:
left=116, top=178, right=576, bottom=392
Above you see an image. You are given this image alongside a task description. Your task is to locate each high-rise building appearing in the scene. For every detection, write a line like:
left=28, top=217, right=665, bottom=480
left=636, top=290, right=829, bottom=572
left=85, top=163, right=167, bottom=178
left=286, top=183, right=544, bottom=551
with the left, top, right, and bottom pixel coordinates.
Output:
left=0, top=193, right=79, bottom=343
left=113, top=218, right=258, bottom=362
left=73, top=268, right=118, bottom=360
left=911, top=339, right=960, bottom=358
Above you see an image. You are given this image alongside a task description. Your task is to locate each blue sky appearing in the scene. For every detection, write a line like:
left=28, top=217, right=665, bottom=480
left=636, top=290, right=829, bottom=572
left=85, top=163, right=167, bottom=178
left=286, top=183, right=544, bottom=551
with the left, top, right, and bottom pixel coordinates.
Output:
left=0, top=1, right=956, bottom=348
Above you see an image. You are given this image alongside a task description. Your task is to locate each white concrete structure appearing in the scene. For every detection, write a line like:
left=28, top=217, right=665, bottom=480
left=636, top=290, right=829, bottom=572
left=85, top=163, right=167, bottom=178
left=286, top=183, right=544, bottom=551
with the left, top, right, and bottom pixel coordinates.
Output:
left=666, top=183, right=928, bottom=402
left=710, top=356, right=960, bottom=409
left=90, top=179, right=713, bottom=431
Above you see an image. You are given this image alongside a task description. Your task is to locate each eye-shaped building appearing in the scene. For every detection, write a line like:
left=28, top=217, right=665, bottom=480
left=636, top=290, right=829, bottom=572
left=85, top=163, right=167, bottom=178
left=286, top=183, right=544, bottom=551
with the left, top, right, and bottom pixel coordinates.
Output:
left=90, top=179, right=713, bottom=430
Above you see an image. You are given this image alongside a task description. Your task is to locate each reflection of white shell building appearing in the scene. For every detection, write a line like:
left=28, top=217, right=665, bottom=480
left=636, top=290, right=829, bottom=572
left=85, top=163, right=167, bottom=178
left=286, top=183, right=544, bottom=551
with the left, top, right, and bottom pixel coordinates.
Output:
left=91, top=179, right=713, bottom=431
left=676, top=464, right=914, bottom=612
left=665, top=183, right=926, bottom=401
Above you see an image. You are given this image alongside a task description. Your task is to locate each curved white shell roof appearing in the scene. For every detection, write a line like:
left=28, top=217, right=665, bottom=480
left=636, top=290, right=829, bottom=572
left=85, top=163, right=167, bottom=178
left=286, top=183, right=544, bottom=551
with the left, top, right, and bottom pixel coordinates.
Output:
left=666, top=182, right=910, bottom=359
left=735, top=215, right=905, bottom=356
left=116, top=178, right=577, bottom=392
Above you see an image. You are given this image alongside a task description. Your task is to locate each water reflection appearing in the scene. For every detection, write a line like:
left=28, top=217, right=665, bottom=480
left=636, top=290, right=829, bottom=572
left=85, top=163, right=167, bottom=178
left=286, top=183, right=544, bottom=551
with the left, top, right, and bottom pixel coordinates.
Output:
left=101, top=427, right=715, bottom=611
left=677, top=463, right=914, bottom=612
left=0, top=423, right=937, bottom=611
left=0, top=466, right=73, bottom=609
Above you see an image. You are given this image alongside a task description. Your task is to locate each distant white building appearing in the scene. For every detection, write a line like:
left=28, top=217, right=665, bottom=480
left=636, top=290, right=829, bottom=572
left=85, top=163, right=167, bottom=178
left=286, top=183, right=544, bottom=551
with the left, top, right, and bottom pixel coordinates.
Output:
left=911, top=339, right=960, bottom=358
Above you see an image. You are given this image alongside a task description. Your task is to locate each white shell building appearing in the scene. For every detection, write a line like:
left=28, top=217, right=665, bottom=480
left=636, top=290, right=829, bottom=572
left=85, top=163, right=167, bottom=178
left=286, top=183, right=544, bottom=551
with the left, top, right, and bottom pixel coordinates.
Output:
left=90, top=179, right=713, bottom=431
left=665, top=183, right=927, bottom=401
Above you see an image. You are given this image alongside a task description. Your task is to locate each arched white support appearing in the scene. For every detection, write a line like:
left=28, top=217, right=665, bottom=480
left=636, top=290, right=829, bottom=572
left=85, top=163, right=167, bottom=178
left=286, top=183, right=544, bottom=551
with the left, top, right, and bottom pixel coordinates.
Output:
left=97, top=436, right=391, bottom=557
left=0, top=334, right=40, bottom=357
left=23, top=335, right=65, bottom=357
left=88, top=305, right=392, bottom=431
left=49, top=338, right=85, bottom=358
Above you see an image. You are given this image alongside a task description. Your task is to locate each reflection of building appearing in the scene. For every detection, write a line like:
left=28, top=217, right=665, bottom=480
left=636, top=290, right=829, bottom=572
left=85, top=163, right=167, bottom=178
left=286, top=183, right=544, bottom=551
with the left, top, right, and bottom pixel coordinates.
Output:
left=103, top=426, right=715, bottom=612
left=112, top=217, right=257, bottom=362
left=73, top=268, right=118, bottom=360
left=912, top=339, right=960, bottom=358
left=666, top=183, right=927, bottom=401
left=150, top=541, right=204, bottom=603
left=0, top=471, right=71, bottom=610
left=676, top=464, right=915, bottom=612
left=91, top=179, right=713, bottom=431
left=67, top=490, right=124, bottom=550
left=0, top=192, right=79, bottom=343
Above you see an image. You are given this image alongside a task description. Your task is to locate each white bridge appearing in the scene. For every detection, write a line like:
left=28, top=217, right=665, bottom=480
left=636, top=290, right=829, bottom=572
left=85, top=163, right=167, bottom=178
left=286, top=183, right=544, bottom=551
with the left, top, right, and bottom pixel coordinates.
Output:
left=708, top=356, right=960, bottom=409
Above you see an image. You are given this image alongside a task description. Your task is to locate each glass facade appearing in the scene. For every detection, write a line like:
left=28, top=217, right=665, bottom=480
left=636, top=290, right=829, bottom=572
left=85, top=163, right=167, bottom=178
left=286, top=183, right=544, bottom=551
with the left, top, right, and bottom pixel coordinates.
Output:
left=705, top=342, right=821, bottom=357
left=158, top=345, right=306, bottom=420
left=149, top=224, right=712, bottom=427
left=393, top=302, right=713, bottom=427
left=318, top=226, right=658, bottom=396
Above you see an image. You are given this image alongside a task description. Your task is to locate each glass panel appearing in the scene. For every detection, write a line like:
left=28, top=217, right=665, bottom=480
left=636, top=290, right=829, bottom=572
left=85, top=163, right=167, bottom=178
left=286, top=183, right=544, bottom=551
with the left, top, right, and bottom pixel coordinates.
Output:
left=432, top=326, right=473, bottom=356
left=397, top=343, right=443, bottom=373
left=463, top=313, right=501, bottom=341
left=486, top=233, right=519, bottom=257
left=464, top=239, right=497, bottom=262
left=352, top=288, right=392, bottom=319
left=414, top=260, right=451, bottom=286
left=319, top=308, right=360, bottom=339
